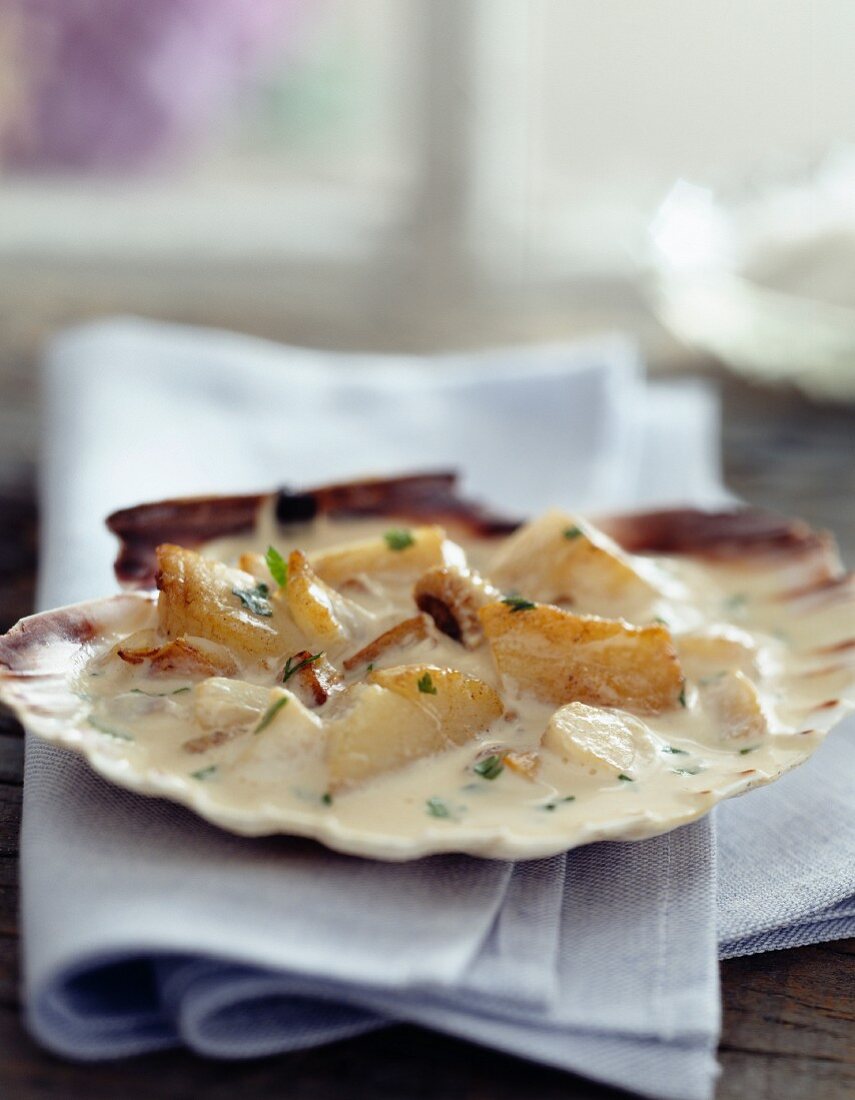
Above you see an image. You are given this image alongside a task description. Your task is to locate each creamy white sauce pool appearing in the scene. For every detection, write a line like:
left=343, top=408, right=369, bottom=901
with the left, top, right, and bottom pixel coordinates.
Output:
left=72, top=507, right=851, bottom=854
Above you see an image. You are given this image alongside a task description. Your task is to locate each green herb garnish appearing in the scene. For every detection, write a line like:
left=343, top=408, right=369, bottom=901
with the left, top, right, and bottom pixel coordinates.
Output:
left=384, top=528, right=415, bottom=551
left=321, top=791, right=333, bottom=805
left=282, top=652, right=324, bottom=684
left=662, top=745, right=689, bottom=755
left=265, top=545, right=288, bottom=588
left=473, top=754, right=504, bottom=780
left=253, top=695, right=289, bottom=734
left=672, top=766, right=702, bottom=776
left=653, top=616, right=669, bottom=626
left=543, top=795, right=576, bottom=811
left=678, top=685, right=687, bottom=708
left=739, top=745, right=759, bottom=755
left=426, top=796, right=451, bottom=819
left=130, top=686, right=190, bottom=697
left=618, top=773, right=634, bottom=782
left=417, top=672, right=437, bottom=695
left=191, top=765, right=218, bottom=781
left=366, top=663, right=374, bottom=672
left=502, top=596, right=537, bottom=613
left=87, top=716, right=134, bottom=741
left=724, top=593, right=748, bottom=613
left=563, top=525, right=583, bottom=540
left=232, top=582, right=273, bottom=617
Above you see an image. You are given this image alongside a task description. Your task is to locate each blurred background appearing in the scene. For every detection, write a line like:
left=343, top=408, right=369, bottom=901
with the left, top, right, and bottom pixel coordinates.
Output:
left=0, top=0, right=854, bottom=593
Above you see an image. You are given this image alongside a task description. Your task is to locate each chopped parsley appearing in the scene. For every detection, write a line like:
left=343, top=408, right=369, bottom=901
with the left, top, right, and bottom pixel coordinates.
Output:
left=502, top=595, right=536, bottom=613
left=672, top=766, right=702, bottom=776
left=653, top=616, right=669, bottom=626
left=384, top=528, right=415, bottom=551
left=426, top=796, right=452, bottom=819
left=321, top=791, right=333, bottom=806
left=739, top=745, right=759, bottom=755
left=563, top=525, right=583, bottom=540
left=417, top=672, right=437, bottom=695
left=130, top=686, right=190, bottom=697
left=543, top=795, right=576, bottom=811
left=232, top=582, right=273, bottom=617
left=662, top=745, right=689, bottom=755
left=678, top=685, right=687, bottom=708
left=617, top=773, right=634, bottom=782
left=191, top=765, right=218, bottom=781
left=87, top=716, right=134, bottom=741
left=724, top=592, right=749, bottom=614
left=473, top=754, right=504, bottom=780
left=253, top=695, right=289, bottom=734
left=265, top=545, right=288, bottom=588
left=282, top=652, right=324, bottom=684
left=366, top=663, right=374, bottom=672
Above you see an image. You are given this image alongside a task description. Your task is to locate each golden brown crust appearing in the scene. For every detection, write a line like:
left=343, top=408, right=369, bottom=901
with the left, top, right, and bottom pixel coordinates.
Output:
left=342, top=615, right=430, bottom=672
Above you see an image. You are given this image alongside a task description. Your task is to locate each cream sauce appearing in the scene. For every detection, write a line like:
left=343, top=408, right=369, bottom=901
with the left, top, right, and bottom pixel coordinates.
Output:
left=75, top=503, right=853, bottom=853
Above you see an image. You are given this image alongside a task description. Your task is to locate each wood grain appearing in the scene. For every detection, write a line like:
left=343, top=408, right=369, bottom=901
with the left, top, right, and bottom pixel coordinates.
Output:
left=0, top=367, right=853, bottom=1099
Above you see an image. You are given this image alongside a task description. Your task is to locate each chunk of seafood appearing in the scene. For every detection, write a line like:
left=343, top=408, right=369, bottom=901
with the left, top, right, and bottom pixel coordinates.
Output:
left=368, top=664, right=504, bottom=732
left=156, top=544, right=301, bottom=660
left=282, top=549, right=363, bottom=652
left=698, top=670, right=768, bottom=744
left=116, top=631, right=238, bottom=678
left=489, top=510, right=658, bottom=618
left=342, top=615, right=430, bottom=672
left=479, top=601, right=684, bottom=715
left=542, top=701, right=656, bottom=778
left=413, top=565, right=498, bottom=648
left=310, top=526, right=448, bottom=587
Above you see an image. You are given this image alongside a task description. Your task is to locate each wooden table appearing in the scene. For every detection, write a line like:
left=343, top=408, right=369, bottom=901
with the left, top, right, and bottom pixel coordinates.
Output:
left=0, top=369, right=853, bottom=1100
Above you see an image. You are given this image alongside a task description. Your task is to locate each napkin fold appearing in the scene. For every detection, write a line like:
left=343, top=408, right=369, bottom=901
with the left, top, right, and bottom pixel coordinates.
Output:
left=21, top=317, right=854, bottom=1100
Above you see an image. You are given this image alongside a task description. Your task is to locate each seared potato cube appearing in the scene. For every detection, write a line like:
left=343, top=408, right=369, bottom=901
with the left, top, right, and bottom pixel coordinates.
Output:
left=326, top=684, right=443, bottom=791
left=489, top=510, right=658, bottom=619
left=156, top=544, right=302, bottom=661
left=326, top=668, right=500, bottom=790
left=542, top=701, right=655, bottom=778
left=479, top=601, right=684, bottom=715
left=368, top=664, right=503, bottom=733
left=282, top=549, right=363, bottom=652
left=311, top=526, right=448, bottom=587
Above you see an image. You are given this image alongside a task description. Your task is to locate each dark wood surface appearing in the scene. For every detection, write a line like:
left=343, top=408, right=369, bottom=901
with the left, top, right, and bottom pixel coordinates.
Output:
left=0, top=369, right=853, bottom=1100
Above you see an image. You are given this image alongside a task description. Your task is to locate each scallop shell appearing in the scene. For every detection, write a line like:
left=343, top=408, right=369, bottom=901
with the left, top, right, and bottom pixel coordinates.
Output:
left=2, top=474, right=853, bottom=861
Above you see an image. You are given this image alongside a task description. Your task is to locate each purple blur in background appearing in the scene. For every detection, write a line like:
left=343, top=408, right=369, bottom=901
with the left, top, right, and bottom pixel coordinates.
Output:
left=0, top=0, right=310, bottom=172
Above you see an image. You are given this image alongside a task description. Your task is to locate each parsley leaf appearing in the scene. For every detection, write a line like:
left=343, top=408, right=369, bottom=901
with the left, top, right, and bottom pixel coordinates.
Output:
left=191, top=765, right=218, bottom=781
left=282, top=652, right=324, bottom=684
left=678, top=685, right=687, bottom=707
left=617, top=773, right=634, bottom=782
left=417, top=672, right=437, bottom=695
left=384, top=528, right=415, bottom=551
left=253, top=695, right=289, bottom=734
left=473, top=754, right=504, bottom=780
left=130, top=686, right=190, bottom=697
left=321, top=791, right=333, bottom=806
left=563, top=525, right=583, bottom=540
left=662, top=745, right=688, bottom=755
left=502, top=595, right=536, bottom=612
left=426, top=797, right=451, bottom=819
left=232, top=582, right=273, bottom=617
left=87, top=716, right=134, bottom=741
left=739, top=745, right=759, bottom=755
left=265, top=545, right=288, bottom=588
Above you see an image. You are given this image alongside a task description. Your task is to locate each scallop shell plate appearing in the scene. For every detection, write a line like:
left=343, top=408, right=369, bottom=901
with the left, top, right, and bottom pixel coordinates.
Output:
left=1, top=474, right=853, bottom=861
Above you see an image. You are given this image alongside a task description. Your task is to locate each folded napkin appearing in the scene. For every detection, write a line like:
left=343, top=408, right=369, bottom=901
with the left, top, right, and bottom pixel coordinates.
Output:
left=22, top=317, right=854, bottom=1100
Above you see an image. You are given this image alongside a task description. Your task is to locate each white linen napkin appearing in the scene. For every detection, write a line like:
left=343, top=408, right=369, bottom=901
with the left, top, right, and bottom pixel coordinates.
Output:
left=21, top=317, right=853, bottom=1100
